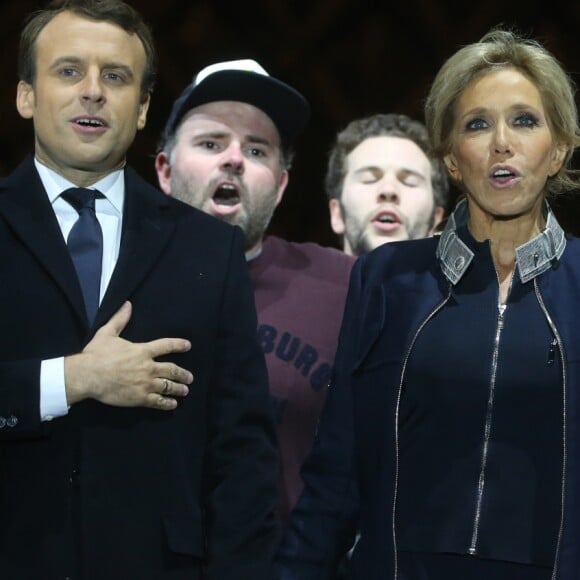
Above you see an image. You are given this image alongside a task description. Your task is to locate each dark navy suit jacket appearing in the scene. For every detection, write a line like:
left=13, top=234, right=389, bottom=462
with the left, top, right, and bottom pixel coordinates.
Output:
left=0, top=157, right=278, bottom=580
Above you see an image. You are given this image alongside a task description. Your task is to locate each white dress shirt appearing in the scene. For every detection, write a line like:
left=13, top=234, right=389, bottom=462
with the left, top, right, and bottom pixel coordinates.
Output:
left=36, top=159, right=125, bottom=421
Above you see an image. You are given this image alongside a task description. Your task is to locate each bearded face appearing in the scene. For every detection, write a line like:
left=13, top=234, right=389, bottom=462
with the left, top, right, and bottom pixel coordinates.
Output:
left=156, top=101, right=288, bottom=254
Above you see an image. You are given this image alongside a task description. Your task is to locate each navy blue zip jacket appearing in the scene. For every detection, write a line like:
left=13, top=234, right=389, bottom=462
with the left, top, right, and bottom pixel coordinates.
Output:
left=276, top=201, right=580, bottom=580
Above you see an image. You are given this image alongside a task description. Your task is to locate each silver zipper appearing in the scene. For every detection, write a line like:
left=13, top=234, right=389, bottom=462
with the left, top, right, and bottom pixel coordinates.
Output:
left=469, top=300, right=506, bottom=554
left=534, top=280, right=566, bottom=580
left=390, top=274, right=566, bottom=576
left=392, top=286, right=452, bottom=579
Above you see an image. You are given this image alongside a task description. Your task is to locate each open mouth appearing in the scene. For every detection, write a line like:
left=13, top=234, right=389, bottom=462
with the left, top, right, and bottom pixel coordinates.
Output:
left=371, top=209, right=402, bottom=233
left=213, top=183, right=240, bottom=206
left=489, top=165, right=521, bottom=186
left=209, top=182, right=244, bottom=218
left=492, top=168, right=516, bottom=179
left=75, top=118, right=106, bottom=128
left=374, top=213, right=399, bottom=225
left=373, top=210, right=401, bottom=225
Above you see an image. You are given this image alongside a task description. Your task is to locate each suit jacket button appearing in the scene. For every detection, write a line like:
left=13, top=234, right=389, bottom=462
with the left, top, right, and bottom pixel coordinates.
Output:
left=69, top=468, right=80, bottom=485
left=0, top=417, right=6, bottom=428
left=6, top=415, right=17, bottom=428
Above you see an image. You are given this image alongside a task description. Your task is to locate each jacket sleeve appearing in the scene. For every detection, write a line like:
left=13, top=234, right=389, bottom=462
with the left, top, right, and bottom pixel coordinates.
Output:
left=0, top=360, right=44, bottom=439
left=275, top=256, right=367, bottom=580
left=203, top=226, right=280, bottom=580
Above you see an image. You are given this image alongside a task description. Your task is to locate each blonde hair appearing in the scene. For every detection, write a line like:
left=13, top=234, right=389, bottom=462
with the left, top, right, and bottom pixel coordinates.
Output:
left=425, top=28, right=580, bottom=196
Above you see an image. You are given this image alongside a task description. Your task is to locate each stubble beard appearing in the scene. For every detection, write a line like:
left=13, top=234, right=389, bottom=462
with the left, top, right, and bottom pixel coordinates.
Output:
left=344, top=205, right=437, bottom=256
left=170, top=171, right=279, bottom=252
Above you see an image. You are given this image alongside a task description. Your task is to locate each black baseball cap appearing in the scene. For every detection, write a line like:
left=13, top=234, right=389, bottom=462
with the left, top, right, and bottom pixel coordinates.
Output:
left=161, top=59, right=310, bottom=148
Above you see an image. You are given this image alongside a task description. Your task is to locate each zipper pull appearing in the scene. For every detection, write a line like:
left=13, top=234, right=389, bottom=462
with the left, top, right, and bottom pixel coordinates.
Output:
left=497, top=304, right=506, bottom=328
left=547, top=338, right=557, bottom=366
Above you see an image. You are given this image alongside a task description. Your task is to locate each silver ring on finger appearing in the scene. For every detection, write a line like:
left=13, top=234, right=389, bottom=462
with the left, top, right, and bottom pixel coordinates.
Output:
left=162, top=379, right=170, bottom=395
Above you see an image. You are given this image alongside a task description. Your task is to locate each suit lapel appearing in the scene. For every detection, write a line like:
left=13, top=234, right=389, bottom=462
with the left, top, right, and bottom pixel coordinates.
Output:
left=0, top=159, right=178, bottom=329
left=97, top=167, right=177, bottom=325
left=0, top=157, right=87, bottom=321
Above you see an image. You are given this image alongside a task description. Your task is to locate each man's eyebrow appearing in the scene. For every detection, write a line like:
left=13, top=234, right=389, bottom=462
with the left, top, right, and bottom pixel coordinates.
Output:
left=188, top=130, right=275, bottom=148
left=49, top=55, right=83, bottom=70
left=353, top=165, right=381, bottom=174
left=190, top=130, right=228, bottom=139
left=399, top=167, right=427, bottom=178
left=245, top=134, right=274, bottom=147
left=103, top=62, right=135, bottom=80
left=352, top=165, right=427, bottom=180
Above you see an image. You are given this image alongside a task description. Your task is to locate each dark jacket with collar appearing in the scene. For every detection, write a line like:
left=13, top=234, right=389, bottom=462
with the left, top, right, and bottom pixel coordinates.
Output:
left=0, top=156, right=279, bottom=580
left=277, top=200, right=580, bottom=580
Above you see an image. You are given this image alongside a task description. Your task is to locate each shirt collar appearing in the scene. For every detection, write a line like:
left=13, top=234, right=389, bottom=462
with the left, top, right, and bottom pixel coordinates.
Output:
left=34, top=158, right=125, bottom=215
left=436, top=197, right=566, bottom=285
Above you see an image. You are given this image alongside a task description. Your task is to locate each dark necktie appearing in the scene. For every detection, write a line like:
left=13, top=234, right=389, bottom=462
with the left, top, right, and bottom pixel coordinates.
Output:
left=61, top=188, right=104, bottom=323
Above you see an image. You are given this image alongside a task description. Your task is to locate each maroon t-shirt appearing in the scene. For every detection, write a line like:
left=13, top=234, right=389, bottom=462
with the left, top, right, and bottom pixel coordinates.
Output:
left=249, top=236, right=354, bottom=522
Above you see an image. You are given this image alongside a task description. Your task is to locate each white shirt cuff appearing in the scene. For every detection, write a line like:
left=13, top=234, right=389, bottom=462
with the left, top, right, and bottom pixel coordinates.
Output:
left=40, top=357, right=69, bottom=421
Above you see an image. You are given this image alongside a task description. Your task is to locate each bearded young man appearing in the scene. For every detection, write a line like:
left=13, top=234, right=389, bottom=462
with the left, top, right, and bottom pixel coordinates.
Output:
left=155, top=59, right=355, bottom=523
left=326, top=113, right=449, bottom=255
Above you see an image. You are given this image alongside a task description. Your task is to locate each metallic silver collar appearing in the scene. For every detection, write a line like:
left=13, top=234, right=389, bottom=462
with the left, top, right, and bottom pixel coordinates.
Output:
left=436, top=198, right=566, bottom=285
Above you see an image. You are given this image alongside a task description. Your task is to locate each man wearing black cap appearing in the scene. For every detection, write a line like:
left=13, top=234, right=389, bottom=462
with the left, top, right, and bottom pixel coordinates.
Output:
left=156, top=59, right=355, bottom=522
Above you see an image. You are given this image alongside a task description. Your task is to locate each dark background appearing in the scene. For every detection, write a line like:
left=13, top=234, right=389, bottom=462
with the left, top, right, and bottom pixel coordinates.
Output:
left=3, top=0, right=580, bottom=247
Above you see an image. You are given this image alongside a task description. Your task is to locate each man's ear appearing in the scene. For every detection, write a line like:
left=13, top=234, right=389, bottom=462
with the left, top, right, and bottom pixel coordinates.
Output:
left=137, top=93, right=151, bottom=131
left=430, top=206, right=445, bottom=234
left=329, top=198, right=346, bottom=235
left=274, top=169, right=289, bottom=208
left=16, top=80, right=34, bottom=120
left=154, top=151, right=172, bottom=195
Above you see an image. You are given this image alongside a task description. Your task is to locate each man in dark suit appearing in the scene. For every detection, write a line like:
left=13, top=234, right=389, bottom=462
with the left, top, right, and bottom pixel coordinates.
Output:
left=0, top=1, right=278, bottom=578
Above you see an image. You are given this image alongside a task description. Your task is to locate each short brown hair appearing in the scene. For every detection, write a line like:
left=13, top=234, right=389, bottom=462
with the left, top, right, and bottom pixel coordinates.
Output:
left=18, top=0, right=156, bottom=98
left=425, top=28, right=580, bottom=196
